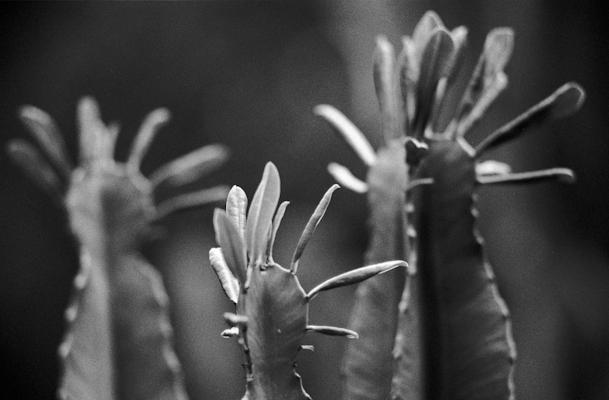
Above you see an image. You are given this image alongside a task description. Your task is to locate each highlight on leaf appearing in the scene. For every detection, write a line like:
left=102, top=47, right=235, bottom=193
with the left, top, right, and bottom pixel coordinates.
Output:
left=226, top=185, right=248, bottom=240
left=245, top=162, right=281, bottom=267
left=209, top=247, right=240, bottom=304
left=213, top=209, right=248, bottom=284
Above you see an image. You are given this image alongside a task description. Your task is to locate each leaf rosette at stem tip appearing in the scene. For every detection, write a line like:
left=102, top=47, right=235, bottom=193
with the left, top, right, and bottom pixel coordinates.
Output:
left=6, top=96, right=230, bottom=400
left=315, top=9, right=585, bottom=400
left=209, top=161, right=410, bottom=400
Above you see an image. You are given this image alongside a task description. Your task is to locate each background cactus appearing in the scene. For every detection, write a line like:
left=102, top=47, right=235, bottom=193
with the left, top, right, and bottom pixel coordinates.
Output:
left=6, top=98, right=228, bottom=400
left=317, top=11, right=585, bottom=400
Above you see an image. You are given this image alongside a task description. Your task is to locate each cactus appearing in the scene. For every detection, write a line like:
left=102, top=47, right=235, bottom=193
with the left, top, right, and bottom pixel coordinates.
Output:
left=6, top=98, right=229, bottom=400
left=209, top=161, right=409, bottom=400
left=316, top=11, right=585, bottom=400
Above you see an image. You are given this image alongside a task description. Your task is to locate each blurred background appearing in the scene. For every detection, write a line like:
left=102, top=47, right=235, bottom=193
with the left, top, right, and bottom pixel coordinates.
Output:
left=1, top=1, right=608, bottom=399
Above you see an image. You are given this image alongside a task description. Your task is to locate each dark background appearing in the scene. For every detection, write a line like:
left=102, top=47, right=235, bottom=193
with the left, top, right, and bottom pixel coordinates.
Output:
left=1, top=1, right=608, bottom=399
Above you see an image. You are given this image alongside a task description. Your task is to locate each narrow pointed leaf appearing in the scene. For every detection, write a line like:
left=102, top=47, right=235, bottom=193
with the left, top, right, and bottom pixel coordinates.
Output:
left=476, top=160, right=512, bottom=177
left=7, top=139, right=64, bottom=199
left=149, top=144, right=229, bottom=188
left=223, top=312, right=249, bottom=326
left=475, top=83, right=585, bottom=154
left=19, top=105, right=72, bottom=177
left=245, top=162, right=281, bottom=266
left=477, top=167, right=575, bottom=185
left=412, top=10, right=445, bottom=65
left=457, top=72, right=509, bottom=138
left=431, top=27, right=469, bottom=133
left=101, top=122, right=119, bottom=162
left=398, top=37, right=416, bottom=132
left=77, top=97, right=106, bottom=165
left=155, top=186, right=229, bottom=220
left=446, top=26, right=468, bottom=85
left=373, top=36, right=401, bottom=141
left=456, top=28, right=514, bottom=136
left=221, top=327, right=240, bottom=338
left=226, top=185, right=248, bottom=240
left=306, top=325, right=358, bottom=339
left=412, top=29, right=455, bottom=138
left=291, top=184, right=340, bottom=273
left=268, top=201, right=289, bottom=261
left=214, top=209, right=247, bottom=284
left=209, top=247, right=240, bottom=303
left=327, top=163, right=368, bottom=193
left=314, top=105, right=377, bottom=166
left=127, top=108, right=171, bottom=171
left=307, top=260, right=407, bottom=300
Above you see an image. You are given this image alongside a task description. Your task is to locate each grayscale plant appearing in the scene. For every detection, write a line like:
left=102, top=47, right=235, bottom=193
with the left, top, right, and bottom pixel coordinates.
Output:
left=209, top=161, right=409, bottom=400
left=6, top=97, right=229, bottom=400
left=316, top=10, right=584, bottom=400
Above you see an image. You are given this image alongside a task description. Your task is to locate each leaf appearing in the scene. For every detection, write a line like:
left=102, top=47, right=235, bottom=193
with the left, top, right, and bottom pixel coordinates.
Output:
left=327, top=163, right=368, bottom=194
left=149, top=144, right=229, bottom=188
left=209, top=247, right=240, bottom=303
left=307, top=260, right=407, bottom=300
left=314, top=105, right=377, bottom=166
left=455, top=28, right=514, bottom=136
left=306, top=325, right=358, bottom=339
left=291, top=184, right=339, bottom=273
left=475, top=160, right=511, bottom=177
left=7, top=139, right=64, bottom=200
left=155, top=186, right=229, bottom=220
left=19, top=105, right=72, bottom=178
left=245, top=162, right=281, bottom=266
left=477, top=167, right=575, bottom=185
left=77, top=96, right=106, bottom=165
left=411, top=11, right=445, bottom=74
left=226, top=186, right=248, bottom=240
left=268, top=201, right=289, bottom=261
left=397, top=37, right=416, bottom=132
left=373, top=36, right=401, bottom=141
left=127, top=108, right=171, bottom=172
left=475, top=82, right=585, bottom=154
left=412, top=28, right=455, bottom=138
left=214, top=209, right=248, bottom=284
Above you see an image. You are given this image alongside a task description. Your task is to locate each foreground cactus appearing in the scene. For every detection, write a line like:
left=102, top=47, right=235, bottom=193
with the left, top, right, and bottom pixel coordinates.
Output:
left=209, top=162, right=409, bottom=400
left=6, top=98, right=229, bottom=400
left=317, top=10, right=584, bottom=400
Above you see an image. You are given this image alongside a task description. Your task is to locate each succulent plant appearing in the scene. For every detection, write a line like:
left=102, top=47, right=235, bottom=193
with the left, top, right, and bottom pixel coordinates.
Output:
left=316, top=10, right=584, bottom=400
left=209, top=161, right=409, bottom=400
left=7, top=97, right=229, bottom=400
